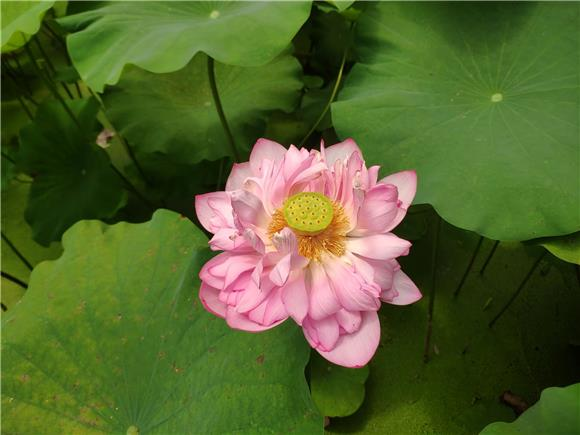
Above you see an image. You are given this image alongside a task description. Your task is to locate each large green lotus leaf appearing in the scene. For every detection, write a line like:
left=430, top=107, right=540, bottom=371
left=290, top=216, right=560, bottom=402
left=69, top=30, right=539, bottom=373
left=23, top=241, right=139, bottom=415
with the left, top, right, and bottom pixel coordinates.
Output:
left=1, top=181, right=62, bottom=309
left=18, top=98, right=127, bottom=246
left=310, top=353, right=369, bottom=418
left=1, top=0, right=55, bottom=53
left=538, top=232, right=580, bottom=265
left=332, top=3, right=580, bottom=241
left=104, top=53, right=302, bottom=163
left=328, top=213, right=580, bottom=434
left=58, top=1, right=312, bottom=91
left=1, top=210, right=322, bottom=434
left=480, top=383, right=580, bottom=435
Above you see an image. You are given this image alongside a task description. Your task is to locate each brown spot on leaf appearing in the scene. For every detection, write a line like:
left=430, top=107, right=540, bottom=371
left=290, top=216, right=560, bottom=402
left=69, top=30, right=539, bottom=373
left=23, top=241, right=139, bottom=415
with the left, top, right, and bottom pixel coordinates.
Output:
left=256, top=354, right=265, bottom=365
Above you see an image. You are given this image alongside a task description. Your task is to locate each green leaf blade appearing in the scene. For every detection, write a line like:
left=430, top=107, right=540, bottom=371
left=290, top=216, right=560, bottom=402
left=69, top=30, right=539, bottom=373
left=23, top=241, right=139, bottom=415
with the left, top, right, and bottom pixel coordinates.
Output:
left=18, top=98, right=127, bottom=246
left=104, top=53, right=303, bottom=164
left=2, top=210, right=322, bottom=434
left=480, top=383, right=580, bottom=435
left=332, top=3, right=580, bottom=241
left=59, top=1, right=312, bottom=91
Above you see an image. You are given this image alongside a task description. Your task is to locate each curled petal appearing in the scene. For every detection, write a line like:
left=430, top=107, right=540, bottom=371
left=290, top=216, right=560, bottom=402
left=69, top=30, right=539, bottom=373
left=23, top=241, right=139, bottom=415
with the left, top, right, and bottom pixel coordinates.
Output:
left=311, top=310, right=380, bottom=368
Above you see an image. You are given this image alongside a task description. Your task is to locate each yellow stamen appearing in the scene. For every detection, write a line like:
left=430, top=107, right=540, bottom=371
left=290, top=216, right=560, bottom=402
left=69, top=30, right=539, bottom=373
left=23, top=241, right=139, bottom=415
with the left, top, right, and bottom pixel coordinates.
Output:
left=268, top=195, right=349, bottom=260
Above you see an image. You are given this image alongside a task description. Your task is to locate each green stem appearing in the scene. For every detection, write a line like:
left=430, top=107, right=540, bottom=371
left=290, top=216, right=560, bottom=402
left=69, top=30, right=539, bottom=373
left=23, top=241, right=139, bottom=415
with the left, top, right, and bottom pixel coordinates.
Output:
left=207, top=57, right=240, bottom=163
left=488, top=251, right=547, bottom=328
left=1, top=232, right=33, bottom=271
left=24, top=41, right=80, bottom=129
left=16, top=96, right=34, bottom=120
left=480, top=240, right=500, bottom=275
left=453, top=235, right=484, bottom=298
left=1, top=152, right=16, bottom=164
left=110, top=163, right=155, bottom=211
left=298, top=48, right=348, bottom=148
left=423, top=214, right=441, bottom=363
left=1, top=271, right=28, bottom=290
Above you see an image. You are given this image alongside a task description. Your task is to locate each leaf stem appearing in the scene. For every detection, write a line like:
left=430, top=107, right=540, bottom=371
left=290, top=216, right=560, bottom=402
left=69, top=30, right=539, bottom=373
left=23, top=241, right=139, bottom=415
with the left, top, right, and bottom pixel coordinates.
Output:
left=110, top=163, right=156, bottom=211
left=1, top=152, right=16, bottom=164
left=480, top=240, right=500, bottom=275
left=24, top=39, right=81, bottom=129
left=298, top=48, right=348, bottom=148
left=423, top=214, right=441, bottom=363
left=453, top=235, right=484, bottom=298
left=1, top=232, right=33, bottom=271
left=207, top=57, right=240, bottom=163
left=488, top=251, right=547, bottom=328
left=1, top=271, right=28, bottom=290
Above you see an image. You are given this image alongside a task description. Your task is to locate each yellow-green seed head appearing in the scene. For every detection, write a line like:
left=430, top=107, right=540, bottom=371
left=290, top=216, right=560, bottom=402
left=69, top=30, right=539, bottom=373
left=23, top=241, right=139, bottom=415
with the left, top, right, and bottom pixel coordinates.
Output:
left=283, top=192, right=334, bottom=235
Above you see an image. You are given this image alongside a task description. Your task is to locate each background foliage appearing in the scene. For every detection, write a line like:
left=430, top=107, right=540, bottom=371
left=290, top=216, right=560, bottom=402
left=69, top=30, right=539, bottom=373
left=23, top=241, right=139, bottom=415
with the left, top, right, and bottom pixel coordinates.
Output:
left=2, top=1, right=579, bottom=434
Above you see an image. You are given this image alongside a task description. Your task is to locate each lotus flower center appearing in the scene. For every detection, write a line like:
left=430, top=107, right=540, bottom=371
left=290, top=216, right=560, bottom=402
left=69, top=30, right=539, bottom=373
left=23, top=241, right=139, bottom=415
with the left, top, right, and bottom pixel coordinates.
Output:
left=283, top=192, right=334, bottom=235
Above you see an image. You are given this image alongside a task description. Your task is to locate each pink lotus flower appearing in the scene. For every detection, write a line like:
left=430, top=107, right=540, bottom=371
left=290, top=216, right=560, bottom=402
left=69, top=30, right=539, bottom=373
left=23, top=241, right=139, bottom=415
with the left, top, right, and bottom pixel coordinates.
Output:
left=195, top=139, right=421, bottom=367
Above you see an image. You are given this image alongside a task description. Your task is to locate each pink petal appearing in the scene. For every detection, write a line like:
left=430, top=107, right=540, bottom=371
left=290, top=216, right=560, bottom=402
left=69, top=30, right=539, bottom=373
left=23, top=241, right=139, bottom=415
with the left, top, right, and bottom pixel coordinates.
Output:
left=308, top=262, right=341, bottom=320
left=314, top=311, right=380, bottom=368
left=269, top=253, right=292, bottom=287
left=383, top=269, right=422, bottom=305
left=303, top=316, right=340, bottom=352
left=281, top=271, right=309, bottom=324
left=199, top=282, right=227, bottom=318
left=347, top=234, right=411, bottom=260
left=323, top=138, right=362, bottom=166
left=324, top=259, right=380, bottom=312
left=379, top=170, right=417, bottom=209
left=209, top=228, right=243, bottom=251
left=230, top=189, right=268, bottom=228
left=262, top=288, right=289, bottom=326
left=352, top=183, right=400, bottom=235
left=226, top=306, right=284, bottom=332
left=249, top=138, right=287, bottom=175
left=378, top=171, right=417, bottom=232
left=226, top=162, right=252, bottom=191
left=195, top=192, right=233, bottom=234
left=235, top=275, right=273, bottom=314
left=336, top=309, right=362, bottom=334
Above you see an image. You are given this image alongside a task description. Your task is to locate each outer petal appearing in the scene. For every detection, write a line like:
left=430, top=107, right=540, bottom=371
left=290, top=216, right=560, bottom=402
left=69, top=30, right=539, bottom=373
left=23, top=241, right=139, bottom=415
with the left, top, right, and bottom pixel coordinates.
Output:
left=303, top=316, right=340, bottom=352
left=226, top=306, right=285, bottom=332
left=347, top=234, right=411, bottom=260
left=249, top=138, right=287, bottom=174
left=195, top=192, right=233, bottom=234
left=312, top=311, right=380, bottom=368
left=199, top=282, right=226, bottom=318
left=379, top=170, right=417, bottom=209
left=322, top=138, right=362, bottom=166
left=383, top=269, right=422, bottom=305
left=226, top=162, right=252, bottom=191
